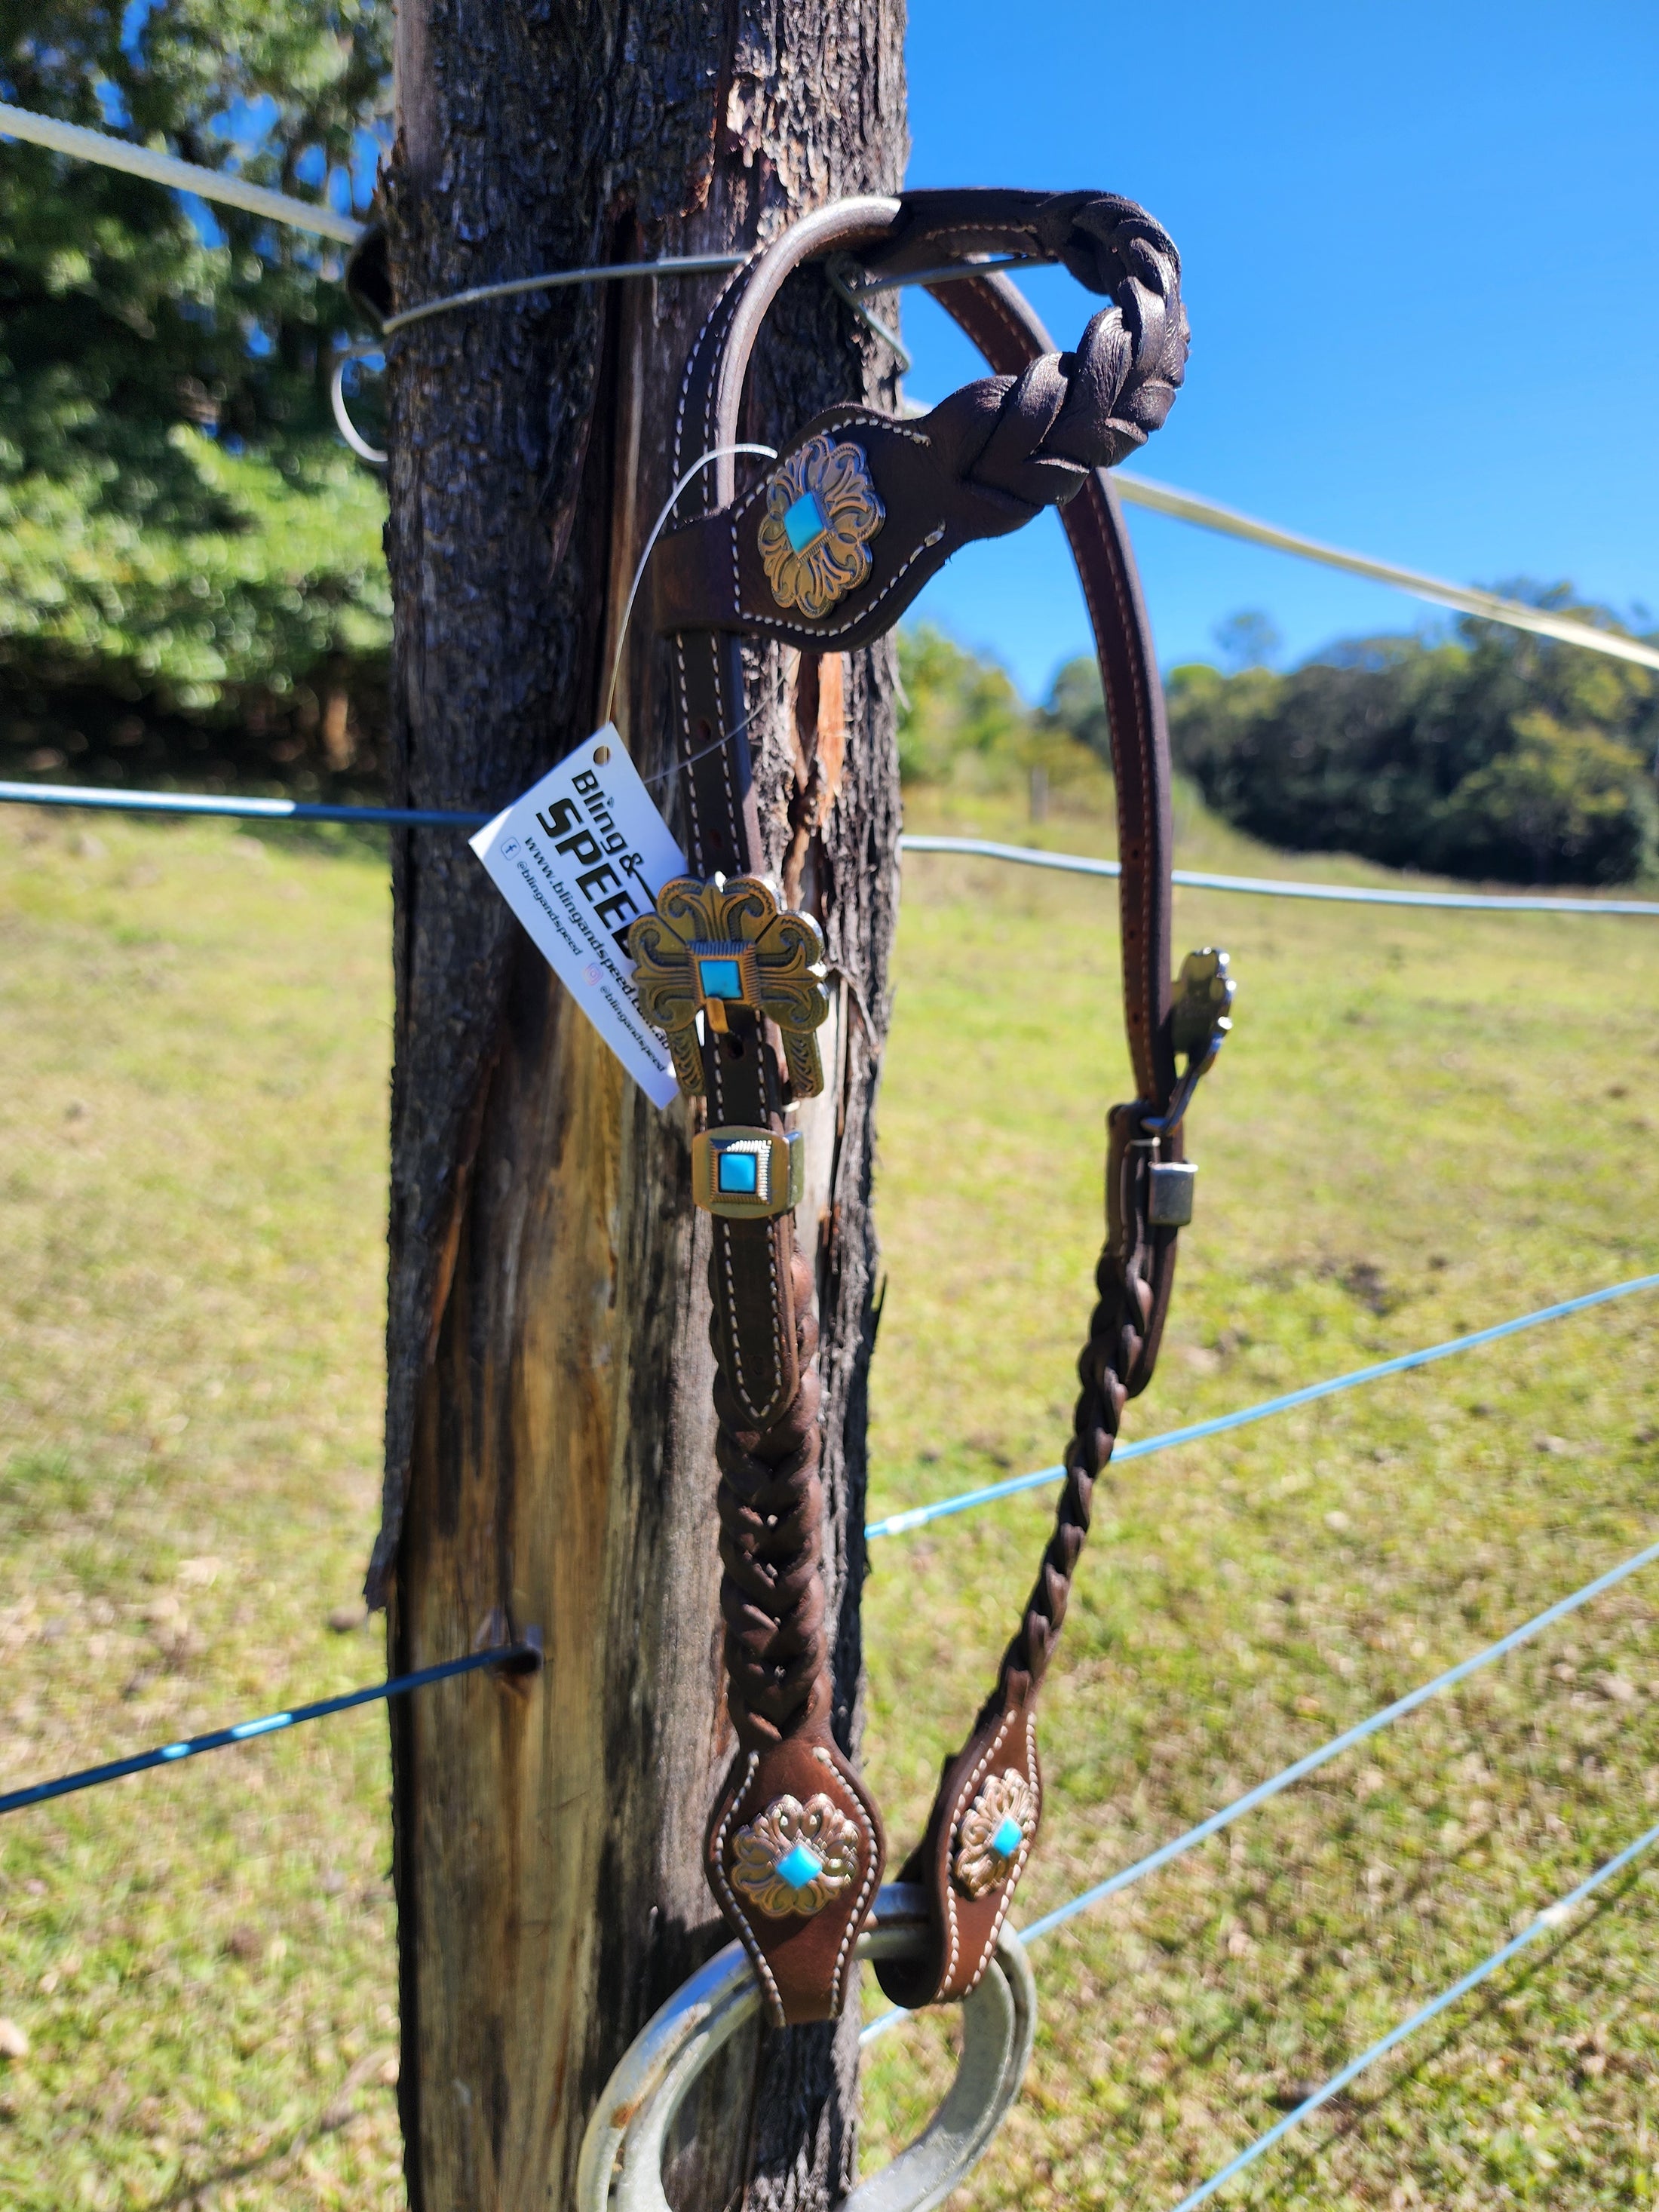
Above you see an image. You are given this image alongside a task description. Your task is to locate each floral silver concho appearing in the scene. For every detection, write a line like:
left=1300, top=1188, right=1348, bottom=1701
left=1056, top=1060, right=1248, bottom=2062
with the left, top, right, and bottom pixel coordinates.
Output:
left=756, top=434, right=885, bottom=620
left=729, top=1792, right=860, bottom=1919
left=952, top=1769, right=1038, bottom=1900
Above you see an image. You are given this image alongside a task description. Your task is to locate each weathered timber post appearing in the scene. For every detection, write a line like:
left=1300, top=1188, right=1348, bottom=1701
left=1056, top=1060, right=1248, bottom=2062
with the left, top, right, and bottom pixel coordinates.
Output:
left=370, top=5, right=906, bottom=2206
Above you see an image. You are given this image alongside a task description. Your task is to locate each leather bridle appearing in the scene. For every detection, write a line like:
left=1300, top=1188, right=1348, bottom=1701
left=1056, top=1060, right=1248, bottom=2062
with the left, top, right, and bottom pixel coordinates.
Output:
left=631, top=189, right=1233, bottom=2028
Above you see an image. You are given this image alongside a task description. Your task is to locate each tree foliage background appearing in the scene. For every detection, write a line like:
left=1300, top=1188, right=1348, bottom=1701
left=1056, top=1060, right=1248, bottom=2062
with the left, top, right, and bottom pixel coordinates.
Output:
left=1159, top=600, right=1659, bottom=885
left=1029, top=596, right=1659, bottom=887
left=0, top=0, right=390, bottom=794
left=5, top=18, right=1655, bottom=886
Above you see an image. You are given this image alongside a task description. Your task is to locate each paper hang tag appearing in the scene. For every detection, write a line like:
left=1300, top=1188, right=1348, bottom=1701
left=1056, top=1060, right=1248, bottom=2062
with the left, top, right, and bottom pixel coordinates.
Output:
left=470, top=726, right=688, bottom=1108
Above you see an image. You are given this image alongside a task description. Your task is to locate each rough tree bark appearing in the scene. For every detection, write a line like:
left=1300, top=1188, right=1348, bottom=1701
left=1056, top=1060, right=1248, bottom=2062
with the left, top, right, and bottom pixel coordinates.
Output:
left=373, top=4, right=906, bottom=2206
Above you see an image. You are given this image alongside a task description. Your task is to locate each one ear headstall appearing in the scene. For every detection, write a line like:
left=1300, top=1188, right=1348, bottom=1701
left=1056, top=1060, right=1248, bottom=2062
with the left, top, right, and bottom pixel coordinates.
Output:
left=634, top=189, right=1234, bottom=2029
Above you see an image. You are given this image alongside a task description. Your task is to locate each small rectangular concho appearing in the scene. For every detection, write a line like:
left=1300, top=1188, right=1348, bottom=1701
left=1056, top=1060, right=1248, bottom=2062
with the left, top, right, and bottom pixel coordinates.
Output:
left=692, top=1127, right=805, bottom=1220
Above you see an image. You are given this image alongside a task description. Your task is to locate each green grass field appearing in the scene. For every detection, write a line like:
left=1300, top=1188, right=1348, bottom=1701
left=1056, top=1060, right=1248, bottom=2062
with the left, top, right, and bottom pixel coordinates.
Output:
left=2, top=775, right=1656, bottom=2210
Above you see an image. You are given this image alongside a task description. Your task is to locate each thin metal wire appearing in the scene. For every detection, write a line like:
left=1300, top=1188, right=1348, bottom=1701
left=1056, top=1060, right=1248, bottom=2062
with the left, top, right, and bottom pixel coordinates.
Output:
left=0, top=1641, right=538, bottom=1818
left=860, top=1531, right=1659, bottom=2045
left=381, top=253, right=747, bottom=336
left=1114, top=472, right=1659, bottom=675
left=639, top=667, right=795, bottom=790
left=900, top=836, right=1659, bottom=917
left=0, top=99, right=363, bottom=244
left=843, top=254, right=1054, bottom=296
left=330, top=340, right=388, bottom=467
left=603, top=444, right=778, bottom=728
left=1165, top=1813, right=1659, bottom=2211
left=9, top=93, right=1657, bottom=683
left=863, top=1272, right=1659, bottom=1540
left=825, top=255, right=912, bottom=371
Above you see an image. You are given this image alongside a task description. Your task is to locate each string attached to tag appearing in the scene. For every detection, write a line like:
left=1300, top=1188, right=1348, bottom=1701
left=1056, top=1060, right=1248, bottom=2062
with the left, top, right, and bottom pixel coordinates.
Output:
left=603, top=442, right=777, bottom=731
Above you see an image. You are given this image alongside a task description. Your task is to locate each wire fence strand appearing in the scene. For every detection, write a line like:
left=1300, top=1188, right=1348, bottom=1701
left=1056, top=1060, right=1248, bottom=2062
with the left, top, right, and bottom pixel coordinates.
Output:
left=860, top=1530, right=1659, bottom=2045
left=1165, top=1814, right=1659, bottom=2210
left=0, top=1642, right=538, bottom=1817
left=864, top=1272, right=1659, bottom=1540
left=900, top=835, right=1659, bottom=918
left=0, top=99, right=363, bottom=244
left=6, top=784, right=1659, bottom=917
left=1113, top=472, right=1659, bottom=676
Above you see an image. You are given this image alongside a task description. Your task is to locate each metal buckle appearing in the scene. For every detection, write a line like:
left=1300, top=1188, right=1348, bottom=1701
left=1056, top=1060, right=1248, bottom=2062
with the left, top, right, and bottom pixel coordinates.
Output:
left=1148, top=948, right=1237, bottom=1142
left=692, top=1127, right=805, bottom=1220
left=1133, top=950, right=1237, bottom=1229
left=575, top=1885, right=1036, bottom=2212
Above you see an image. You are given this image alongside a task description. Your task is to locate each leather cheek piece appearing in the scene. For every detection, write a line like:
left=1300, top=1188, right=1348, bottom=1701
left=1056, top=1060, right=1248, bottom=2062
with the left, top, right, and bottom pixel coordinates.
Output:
left=706, top=1215, right=800, bottom=1433
left=873, top=1700, right=1042, bottom=2011
left=706, top=1732, right=887, bottom=2029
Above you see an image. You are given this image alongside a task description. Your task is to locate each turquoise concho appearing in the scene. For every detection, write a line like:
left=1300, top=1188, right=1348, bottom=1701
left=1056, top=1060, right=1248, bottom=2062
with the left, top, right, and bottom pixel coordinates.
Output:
left=756, top=434, right=885, bottom=621
left=628, top=874, right=830, bottom=1101
left=691, top=1127, right=804, bottom=1221
left=729, top=1793, right=860, bottom=1920
left=952, top=1769, right=1038, bottom=1900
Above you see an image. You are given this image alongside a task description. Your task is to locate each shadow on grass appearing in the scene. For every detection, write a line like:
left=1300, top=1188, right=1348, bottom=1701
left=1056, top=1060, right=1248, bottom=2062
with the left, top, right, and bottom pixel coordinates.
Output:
left=1203, top=1870, right=1644, bottom=2204
left=137, top=2050, right=397, bottom=2210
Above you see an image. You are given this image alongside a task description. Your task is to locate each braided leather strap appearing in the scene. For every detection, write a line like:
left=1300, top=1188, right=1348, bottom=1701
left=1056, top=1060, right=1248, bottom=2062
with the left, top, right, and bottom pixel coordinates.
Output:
left=652, top=189, right=1191, bottom=2025
left=652, top=198, right=1187, bottom=651
left=872, top=1110, right=1176, bottom=2005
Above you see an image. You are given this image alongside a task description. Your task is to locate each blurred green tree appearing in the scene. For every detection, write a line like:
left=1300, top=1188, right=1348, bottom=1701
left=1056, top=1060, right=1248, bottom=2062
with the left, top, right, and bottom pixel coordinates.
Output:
left=1050, top=594, right=1658, bottom=885
left=0, top=0, right=391, bottom=787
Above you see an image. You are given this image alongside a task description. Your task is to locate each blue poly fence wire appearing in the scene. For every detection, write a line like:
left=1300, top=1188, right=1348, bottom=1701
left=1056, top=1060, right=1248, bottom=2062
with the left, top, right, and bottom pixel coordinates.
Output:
left=864, top=1272, right=1659, bottom=1541
left=0, top=1641, right=537, bottom=1817
left=6, top=781, right=1659, bottom=915
left=861, top=1529, right=1659, bottom=2045
left=1166, top=1812, right=1659, bottom=2210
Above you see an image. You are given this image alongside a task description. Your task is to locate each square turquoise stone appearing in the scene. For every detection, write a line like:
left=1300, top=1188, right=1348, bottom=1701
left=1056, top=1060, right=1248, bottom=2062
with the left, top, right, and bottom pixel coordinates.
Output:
left=716, top=1150, right=759, bottom=1196
left=775, top=1842, right=823, bottom=1891
left=698, top=955, right=745, bottom=1001
left=782, top=488, right=830, bottom=554
left=990, top=1815, right=1024, bottom=1859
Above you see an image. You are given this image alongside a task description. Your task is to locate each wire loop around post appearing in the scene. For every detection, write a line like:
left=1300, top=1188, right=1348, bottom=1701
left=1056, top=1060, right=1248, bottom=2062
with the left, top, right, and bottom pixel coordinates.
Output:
left=330, top=340, right=387, bottom=467
left=575, top=1885, right=1035, bottom=2212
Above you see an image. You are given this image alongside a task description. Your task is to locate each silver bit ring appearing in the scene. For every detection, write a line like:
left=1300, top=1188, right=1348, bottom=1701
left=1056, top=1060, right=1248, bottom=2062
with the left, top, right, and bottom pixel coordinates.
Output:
left=575, top=1884, right=1036, bottom=2212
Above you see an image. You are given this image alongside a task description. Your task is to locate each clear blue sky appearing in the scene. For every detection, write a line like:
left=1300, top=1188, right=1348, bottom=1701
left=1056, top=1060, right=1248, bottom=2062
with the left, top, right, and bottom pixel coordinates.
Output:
left=898, top=0, right=1659, bottom=699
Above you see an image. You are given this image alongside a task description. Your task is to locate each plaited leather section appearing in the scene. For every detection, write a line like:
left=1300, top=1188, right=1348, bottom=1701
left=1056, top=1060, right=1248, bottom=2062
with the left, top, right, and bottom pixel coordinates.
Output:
left=874, top=189, right=1188, bottom=472
left=925, top=302, right=1186, bottom=513
left=1006, top=1134, right=1157, bottom=1704
left=713, top=1247, right=832, bottom=1746
left=649, top=213, right=1187, bottom=649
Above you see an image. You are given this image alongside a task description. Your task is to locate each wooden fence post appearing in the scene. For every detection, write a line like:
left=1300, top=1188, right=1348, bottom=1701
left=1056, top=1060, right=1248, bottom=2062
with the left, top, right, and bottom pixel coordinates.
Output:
left=373, top=5, right=906, bottom=2204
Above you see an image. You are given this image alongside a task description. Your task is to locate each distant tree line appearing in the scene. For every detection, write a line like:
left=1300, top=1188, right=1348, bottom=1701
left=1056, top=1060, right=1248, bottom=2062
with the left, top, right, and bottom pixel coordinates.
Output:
left=1041, top=599, right=1659, bottom=886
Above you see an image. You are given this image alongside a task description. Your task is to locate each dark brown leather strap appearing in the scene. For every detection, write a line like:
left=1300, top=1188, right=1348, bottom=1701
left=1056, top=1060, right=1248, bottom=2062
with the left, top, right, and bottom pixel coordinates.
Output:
left=643, top=190, right=1205, bottom=2024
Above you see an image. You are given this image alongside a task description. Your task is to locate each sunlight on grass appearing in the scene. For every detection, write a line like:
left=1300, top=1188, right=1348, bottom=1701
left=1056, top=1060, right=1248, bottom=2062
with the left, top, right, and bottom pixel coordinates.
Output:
left=1, top=783, right=1656, bottom=2209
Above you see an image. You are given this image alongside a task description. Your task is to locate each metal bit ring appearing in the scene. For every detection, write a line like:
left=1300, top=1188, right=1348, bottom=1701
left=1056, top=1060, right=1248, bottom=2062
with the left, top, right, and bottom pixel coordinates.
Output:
left=575, top=1885, right=1036, bottom=2212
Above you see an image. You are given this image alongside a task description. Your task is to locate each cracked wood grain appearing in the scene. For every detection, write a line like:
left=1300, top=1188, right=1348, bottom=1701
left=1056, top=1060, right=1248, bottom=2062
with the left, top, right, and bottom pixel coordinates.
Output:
left=376, top=2, right=906, bottom=2204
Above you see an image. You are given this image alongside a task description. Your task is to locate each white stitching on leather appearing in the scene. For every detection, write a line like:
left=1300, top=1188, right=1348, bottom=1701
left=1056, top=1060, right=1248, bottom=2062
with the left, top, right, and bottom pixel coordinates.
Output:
left=815, top=1744, right=880, bottom=2014
left=958, top=273, right=1160, bottom=1096
left=738, top=527, right=946, bottom=643
left=963, top=1712, right=1041, bottom=1990
left=673, top=634, right=703, bottom=855
left=710, top=1753, right=784, bottom=2019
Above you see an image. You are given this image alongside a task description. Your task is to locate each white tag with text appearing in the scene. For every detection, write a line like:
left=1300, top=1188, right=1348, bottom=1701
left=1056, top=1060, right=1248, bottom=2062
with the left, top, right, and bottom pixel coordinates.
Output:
left=470, top=726, right=688, bottom=1108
